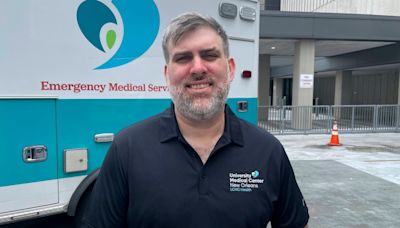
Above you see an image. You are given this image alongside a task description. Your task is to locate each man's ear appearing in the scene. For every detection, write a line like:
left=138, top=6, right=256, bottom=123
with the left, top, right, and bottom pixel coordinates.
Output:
left=228, top=58, right=236, bottom=82
left=164, top=65, right=168, bottom=81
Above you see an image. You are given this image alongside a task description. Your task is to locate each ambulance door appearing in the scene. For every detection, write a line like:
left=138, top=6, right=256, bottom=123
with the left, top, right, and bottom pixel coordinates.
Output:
left=0, top=98, right=58, bottom=213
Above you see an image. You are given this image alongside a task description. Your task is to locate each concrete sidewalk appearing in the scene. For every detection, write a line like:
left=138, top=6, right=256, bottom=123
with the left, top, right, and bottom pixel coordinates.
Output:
left=275, top=133, right=400, bottom=228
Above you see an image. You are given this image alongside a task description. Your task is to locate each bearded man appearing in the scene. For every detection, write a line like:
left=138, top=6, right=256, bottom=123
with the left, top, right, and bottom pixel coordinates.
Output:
left=82, top=12, right=309, bottom=228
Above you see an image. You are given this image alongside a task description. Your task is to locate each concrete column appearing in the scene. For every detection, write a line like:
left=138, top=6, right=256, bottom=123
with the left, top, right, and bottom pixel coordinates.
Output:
left=396, top=70, right=400, bottom=131
left=292, top=40, right=315, bottom=129
left=272, top=78, right=283, bottom=106
left=258, top=54, right=270, bottom=122
left=334, top=71, right=343, bottom=106
left=334, top=70, right=352, bottom=105
left=333, top=70, right=352, bottom=120
left=292, top=40, right=315, bottom=106
left=398, top=70, right=400, bottom=105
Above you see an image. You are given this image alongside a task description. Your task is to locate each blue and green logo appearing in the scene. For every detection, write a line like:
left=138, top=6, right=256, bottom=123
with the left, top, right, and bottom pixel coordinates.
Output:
left=251, top=170, right=259, bottom=178
left=77, top=0, right=160, bottom=69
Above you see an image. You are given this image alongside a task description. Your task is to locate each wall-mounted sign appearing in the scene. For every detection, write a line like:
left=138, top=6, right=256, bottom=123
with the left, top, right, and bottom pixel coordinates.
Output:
left=300, top=74, right=314, bottom=88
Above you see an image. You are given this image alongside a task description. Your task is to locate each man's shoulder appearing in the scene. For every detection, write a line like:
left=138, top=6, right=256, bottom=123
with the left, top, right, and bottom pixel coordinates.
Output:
left=124, top=115, right=161, bottom=133
left=115, top=111, right=168, bottom=143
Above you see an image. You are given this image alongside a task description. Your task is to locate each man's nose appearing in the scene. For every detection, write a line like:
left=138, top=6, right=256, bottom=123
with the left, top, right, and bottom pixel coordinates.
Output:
left=189, top=56, right=207, bottom=75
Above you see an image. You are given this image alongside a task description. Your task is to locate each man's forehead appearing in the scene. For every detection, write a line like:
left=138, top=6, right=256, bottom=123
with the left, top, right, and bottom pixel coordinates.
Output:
left=175, top=25, right=216, bottom=42
left=167, top=26, right=223, bottom=53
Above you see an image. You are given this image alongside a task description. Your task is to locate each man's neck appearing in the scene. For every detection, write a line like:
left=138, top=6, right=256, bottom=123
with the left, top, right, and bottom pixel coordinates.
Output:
left=175, top=108, right=225, bottom=164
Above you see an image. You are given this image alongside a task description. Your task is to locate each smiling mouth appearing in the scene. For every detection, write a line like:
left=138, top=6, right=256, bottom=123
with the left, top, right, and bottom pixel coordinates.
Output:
left=188, top=83, right=212, bottom=89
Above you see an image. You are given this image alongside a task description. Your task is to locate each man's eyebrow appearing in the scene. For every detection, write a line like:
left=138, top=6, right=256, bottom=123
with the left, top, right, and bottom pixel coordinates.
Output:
left=172, top=51, right=192, bottom=59
left=171, top=48, right=221, bottom=60
left=200, top=47, right=220, bottom=54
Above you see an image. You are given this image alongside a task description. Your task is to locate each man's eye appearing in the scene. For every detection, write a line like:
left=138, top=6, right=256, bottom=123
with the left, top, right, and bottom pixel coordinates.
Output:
left=203, top=54, right=219, bottom=61
left=175, top=56, right=191, bottom=63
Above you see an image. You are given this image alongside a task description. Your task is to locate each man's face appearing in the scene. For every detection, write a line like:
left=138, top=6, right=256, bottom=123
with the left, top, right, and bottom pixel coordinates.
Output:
left=164, top=26, right=235, bottom=120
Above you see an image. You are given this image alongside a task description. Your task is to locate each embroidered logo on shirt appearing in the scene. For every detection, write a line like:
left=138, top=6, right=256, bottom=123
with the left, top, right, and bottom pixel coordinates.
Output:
left=229, top=170, right=264, bottom=192
left=251, top=170, right=259, bottom=178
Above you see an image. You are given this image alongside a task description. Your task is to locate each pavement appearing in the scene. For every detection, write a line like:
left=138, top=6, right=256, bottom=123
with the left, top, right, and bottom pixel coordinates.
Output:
left=275, top=133, right=400, bottom=228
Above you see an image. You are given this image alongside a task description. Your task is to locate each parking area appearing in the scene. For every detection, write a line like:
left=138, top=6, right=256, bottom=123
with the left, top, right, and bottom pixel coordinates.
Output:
left=277, top=133, right=400, bottom=227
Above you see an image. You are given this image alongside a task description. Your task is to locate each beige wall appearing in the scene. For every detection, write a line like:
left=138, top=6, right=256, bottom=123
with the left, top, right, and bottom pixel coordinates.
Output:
left=281, top=0, right=400, bottom=16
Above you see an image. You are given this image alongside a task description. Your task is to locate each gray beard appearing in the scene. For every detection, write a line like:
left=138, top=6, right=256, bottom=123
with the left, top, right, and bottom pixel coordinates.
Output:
left=169, top=83, right=230, bottom=121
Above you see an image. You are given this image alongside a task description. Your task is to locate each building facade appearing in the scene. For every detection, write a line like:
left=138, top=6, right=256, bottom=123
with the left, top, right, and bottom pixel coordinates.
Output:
left=259, top=0, right=400, bottom=108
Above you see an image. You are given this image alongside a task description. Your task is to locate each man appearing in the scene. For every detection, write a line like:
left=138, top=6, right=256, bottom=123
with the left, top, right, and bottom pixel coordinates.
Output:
left=82, top=12, right=309, bottom=228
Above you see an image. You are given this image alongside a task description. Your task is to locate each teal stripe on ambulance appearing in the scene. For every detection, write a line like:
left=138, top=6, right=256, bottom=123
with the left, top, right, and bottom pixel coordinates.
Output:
left=227, top=98, right=257, bottom=125
left=56, top=99, right=172, bottom=180
left=0, top=98, right=257, bottom=186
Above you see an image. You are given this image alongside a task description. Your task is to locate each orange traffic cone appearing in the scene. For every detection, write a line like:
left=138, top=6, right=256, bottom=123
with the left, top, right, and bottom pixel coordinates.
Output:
left=328, top=120, right=342, bottom=146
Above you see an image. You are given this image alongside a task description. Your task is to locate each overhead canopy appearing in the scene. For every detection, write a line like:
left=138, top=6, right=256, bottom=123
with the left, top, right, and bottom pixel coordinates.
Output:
left=260, top=10, right=400, bottom=77
left=260, top=10, right=400, bottom=41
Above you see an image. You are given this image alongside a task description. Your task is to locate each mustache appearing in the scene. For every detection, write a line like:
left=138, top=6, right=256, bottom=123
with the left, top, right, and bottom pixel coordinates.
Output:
left=191, top=73, right=206, bottom=81
left=183, top=74, right=214, bottom=85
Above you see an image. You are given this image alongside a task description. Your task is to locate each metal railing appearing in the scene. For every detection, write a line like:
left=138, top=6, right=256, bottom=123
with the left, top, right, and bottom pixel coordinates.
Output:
left=258, top=105, right=400, bottom=134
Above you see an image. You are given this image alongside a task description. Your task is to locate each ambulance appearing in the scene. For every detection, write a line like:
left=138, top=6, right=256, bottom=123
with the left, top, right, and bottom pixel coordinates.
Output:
left=0, top=0, right=259, bottom=224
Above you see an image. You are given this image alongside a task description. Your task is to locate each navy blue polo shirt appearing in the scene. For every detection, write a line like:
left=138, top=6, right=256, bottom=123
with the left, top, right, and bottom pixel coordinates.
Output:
left=82, top=104, right=309, bottom=228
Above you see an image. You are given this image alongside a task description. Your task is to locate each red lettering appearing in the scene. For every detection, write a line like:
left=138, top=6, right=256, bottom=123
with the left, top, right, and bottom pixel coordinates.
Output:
left=41, top=81, right=50, bottom=90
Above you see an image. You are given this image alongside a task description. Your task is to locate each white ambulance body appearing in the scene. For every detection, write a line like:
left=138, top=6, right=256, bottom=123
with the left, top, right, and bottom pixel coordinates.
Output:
left=0, top=0, right=259, bottom=224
